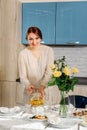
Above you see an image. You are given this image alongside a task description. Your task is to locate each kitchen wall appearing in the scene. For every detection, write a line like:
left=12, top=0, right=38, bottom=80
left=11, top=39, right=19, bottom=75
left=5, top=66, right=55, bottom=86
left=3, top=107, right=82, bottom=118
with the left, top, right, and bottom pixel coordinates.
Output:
left=0, top=0, right=87, bottom=107
left=53, top=46, right=87, bottom=78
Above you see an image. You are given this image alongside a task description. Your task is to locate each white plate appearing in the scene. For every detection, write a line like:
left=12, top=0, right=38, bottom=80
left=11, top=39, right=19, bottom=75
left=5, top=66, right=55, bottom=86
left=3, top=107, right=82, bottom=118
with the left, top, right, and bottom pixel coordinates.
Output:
left=80, top=122, right=87, bottom=127
left=51, top=105, right=60, bottom=111
left=48, top=118, right=77, bottom=129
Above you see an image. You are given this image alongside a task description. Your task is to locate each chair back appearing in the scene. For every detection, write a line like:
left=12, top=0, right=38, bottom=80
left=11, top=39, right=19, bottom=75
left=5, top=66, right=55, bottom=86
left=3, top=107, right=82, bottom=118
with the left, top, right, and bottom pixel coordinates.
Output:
left=69, top=95, right=87, bottom=108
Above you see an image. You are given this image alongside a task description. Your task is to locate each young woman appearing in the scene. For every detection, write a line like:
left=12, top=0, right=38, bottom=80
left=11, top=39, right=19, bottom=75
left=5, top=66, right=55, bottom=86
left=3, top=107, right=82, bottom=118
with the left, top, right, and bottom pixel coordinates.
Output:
left=18, top=26, right=59, bottom=105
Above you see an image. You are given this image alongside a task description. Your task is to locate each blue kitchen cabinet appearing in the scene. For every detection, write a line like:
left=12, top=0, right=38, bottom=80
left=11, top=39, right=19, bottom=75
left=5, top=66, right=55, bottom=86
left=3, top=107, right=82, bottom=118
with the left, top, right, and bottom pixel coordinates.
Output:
left=56, top=2, right=87, bottom=45
left=22, top=2, right=56, bottom=44
left=22, top=1, right=87, bottom=45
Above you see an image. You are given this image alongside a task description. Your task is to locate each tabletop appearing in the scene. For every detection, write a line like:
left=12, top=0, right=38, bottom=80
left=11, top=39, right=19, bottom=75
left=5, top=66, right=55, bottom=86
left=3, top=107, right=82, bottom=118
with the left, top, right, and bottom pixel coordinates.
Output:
left=0, top=105, right=87, bottom=130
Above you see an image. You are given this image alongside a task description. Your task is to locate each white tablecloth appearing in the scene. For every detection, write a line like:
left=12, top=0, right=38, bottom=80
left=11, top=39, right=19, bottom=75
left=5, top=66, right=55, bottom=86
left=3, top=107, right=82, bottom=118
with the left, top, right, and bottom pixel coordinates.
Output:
left=11, top=124, right=78, bottom=130
left=0, top=118, right=78, bottom=130
left=0, top=117, right=86, bottom=130
left=0, top=106, right=86, bottom=130
left=80, top=125, right=87, bottom=130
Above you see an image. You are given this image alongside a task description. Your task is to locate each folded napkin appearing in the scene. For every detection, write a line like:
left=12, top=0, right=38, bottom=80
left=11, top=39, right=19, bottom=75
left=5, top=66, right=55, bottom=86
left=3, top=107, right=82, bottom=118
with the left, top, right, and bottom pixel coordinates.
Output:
left=0, top=106, right=21, bottom=114
left=0, top=111, right=24, bottom=119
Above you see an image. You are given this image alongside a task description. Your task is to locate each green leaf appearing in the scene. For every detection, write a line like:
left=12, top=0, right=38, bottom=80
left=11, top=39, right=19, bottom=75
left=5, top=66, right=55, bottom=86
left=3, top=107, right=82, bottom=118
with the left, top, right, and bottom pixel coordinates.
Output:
left=48, top=77, right=56, bottom=86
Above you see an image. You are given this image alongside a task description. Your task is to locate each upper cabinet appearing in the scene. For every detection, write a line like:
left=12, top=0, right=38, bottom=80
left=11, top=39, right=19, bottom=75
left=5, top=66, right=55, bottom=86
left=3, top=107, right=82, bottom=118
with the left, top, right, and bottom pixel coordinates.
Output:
left=22, top=2, right=56, bottom=44
left=22, top=1, right=87, bottom=45
left=56, top=2, right=87, bottom=44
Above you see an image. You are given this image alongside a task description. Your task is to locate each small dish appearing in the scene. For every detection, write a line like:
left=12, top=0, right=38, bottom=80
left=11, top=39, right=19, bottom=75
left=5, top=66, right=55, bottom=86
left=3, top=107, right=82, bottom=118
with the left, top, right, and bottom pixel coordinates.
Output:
left=28, top=115, right=48, bottom=122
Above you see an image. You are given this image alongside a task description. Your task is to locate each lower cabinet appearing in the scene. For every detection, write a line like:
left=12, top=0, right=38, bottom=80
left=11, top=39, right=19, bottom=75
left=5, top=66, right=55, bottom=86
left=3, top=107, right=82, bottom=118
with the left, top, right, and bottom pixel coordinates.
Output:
left=16, top=82, right=24, bottom=105
left=0, top=81, right=24, bottom=107
left=0, top=85, right=1, bottom=106
left=0, top=81, right=17, bottom=107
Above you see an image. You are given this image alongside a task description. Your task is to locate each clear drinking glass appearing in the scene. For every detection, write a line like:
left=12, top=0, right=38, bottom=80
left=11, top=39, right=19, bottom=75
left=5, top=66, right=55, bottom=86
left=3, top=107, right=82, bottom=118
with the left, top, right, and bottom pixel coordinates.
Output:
left=67, top=94, right=75, bottom=117
left=85, top=104, right=87, bottom=110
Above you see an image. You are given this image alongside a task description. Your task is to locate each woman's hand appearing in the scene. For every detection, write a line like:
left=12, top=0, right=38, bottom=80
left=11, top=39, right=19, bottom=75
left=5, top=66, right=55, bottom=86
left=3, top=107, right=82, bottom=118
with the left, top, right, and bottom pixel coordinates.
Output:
left=38, top=85, right=45, bottom=97
left=27, top=85, right=35, bottom=94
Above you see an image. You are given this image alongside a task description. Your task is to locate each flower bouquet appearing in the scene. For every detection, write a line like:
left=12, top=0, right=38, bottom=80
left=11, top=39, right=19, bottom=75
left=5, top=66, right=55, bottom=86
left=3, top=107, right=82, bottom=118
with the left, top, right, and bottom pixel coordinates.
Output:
left=48, top=56, right=79, bottom=117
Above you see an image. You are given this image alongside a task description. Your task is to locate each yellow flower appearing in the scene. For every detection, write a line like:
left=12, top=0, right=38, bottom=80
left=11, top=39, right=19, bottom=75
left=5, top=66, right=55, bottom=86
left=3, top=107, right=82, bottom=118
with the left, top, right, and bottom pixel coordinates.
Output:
left=72, top=67, right=79, bottom=74
left=51, top=64, right=56, bottom=70
left=53, top=70, right=62, bottom=77
left=63, top=66, right=71, bottom=76
left=48, top=56, right=79, bottom=92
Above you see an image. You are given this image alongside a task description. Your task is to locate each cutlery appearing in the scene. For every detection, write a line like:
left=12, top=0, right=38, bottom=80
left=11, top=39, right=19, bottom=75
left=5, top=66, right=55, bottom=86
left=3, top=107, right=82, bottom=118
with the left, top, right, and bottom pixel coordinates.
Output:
left=45, top=123, right=50, bottom=129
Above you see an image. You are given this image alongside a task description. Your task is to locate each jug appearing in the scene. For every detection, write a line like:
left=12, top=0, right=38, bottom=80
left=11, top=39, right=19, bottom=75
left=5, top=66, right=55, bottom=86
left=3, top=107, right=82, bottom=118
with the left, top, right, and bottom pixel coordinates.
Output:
left=29, top=90, right=45, bottom=107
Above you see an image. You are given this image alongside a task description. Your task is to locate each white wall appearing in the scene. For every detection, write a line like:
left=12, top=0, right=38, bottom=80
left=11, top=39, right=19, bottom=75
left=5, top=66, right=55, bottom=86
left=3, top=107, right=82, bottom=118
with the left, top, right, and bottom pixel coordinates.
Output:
left=53, top=46, right=87, bottom=77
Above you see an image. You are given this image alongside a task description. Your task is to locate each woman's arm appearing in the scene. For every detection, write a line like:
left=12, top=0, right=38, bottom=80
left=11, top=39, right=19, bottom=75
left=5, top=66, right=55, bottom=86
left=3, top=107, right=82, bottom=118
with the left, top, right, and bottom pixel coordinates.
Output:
left=40, top=47, right=54, bottom=88
left=18, top=51, right=31, bottom=89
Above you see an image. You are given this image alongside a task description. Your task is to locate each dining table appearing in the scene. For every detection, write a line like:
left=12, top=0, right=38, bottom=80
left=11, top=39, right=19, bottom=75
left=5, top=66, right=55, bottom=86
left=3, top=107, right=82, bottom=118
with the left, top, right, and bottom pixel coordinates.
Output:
left=0, top=104, right=87, bottom=130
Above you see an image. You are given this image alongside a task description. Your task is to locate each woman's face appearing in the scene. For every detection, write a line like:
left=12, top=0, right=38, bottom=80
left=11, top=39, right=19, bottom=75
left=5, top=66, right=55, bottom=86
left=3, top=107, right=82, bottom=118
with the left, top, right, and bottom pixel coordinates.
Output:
left=27, top=32, right=41, bottom=49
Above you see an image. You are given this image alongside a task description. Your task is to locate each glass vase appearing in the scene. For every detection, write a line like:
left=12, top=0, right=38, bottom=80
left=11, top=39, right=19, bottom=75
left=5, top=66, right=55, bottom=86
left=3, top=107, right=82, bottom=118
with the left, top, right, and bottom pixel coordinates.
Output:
left=59, top=91, right=68, bottom=118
